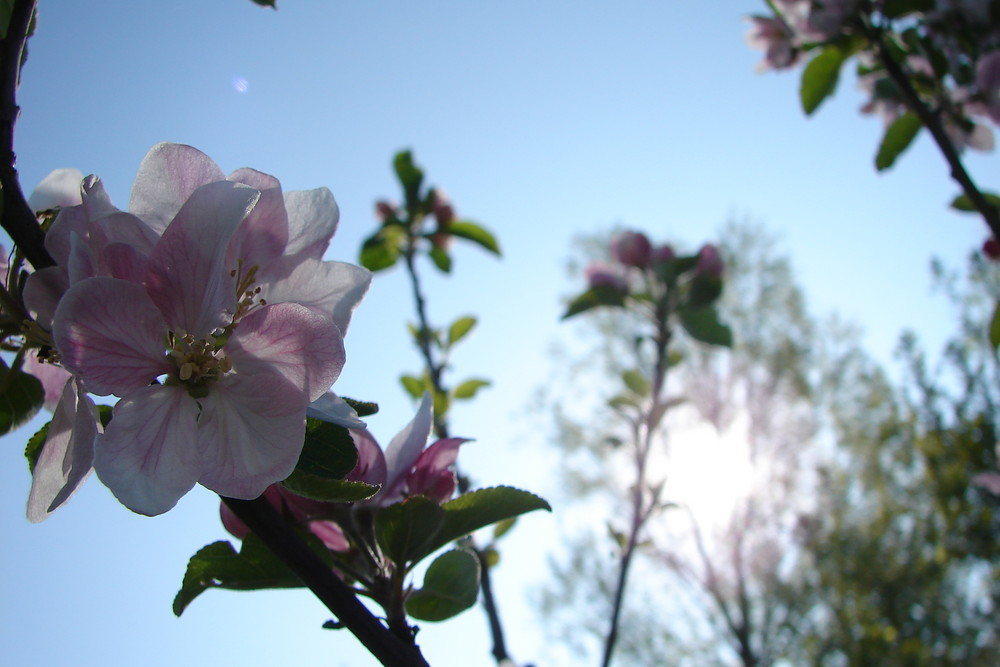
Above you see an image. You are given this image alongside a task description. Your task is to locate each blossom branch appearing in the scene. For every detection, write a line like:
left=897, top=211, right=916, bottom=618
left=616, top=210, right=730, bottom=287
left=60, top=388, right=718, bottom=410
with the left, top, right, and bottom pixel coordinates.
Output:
left=221, top=496, right=430, bottom=667
left=0, top=0, right=53, bottom=271
left=871, top=29, right=1000, bottom=240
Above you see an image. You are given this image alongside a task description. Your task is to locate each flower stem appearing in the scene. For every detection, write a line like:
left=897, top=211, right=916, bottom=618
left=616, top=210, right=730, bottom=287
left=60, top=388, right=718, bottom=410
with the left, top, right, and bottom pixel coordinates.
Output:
left=222, top=496, right=429, bottom=667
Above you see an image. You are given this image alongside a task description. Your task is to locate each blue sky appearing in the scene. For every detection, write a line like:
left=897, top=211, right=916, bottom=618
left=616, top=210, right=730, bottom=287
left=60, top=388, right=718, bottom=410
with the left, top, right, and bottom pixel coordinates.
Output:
left=2, top=2, right=997, bottom=666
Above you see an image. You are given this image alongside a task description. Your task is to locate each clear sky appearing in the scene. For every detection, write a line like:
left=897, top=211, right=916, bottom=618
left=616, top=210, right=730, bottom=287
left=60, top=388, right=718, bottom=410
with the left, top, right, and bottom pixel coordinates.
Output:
left=1, top=2, right=996, bottom=666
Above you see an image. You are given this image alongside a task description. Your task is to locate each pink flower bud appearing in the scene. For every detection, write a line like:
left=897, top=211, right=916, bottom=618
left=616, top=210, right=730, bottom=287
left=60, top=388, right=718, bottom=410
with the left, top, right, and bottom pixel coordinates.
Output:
left=611, top=231, right=653, bottom=268
left=585, top=260, right=627, bottom=291
left=375, top=200, right=396, bottom=222
left=430, top=232, right=454, bottom=251
left=652, top=244, right=676, bottom=263
left=695, top=244, right=724, bottom=277
left=430, top=188, right=456, bottom=226
left=983, top=238, right=1000, bottom=260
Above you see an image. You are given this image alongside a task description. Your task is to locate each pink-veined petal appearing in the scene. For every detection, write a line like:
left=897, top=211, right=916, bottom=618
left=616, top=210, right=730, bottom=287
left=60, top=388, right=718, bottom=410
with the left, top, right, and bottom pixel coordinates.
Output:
left=45, top=202, right=89, bottom=267
left=309, top=520, right=350, bottom=552
left=94, top=384, right=201, bottom=516
left=226, top=168, right=288, bottom=268
left=27, top=168, right=84, bottom=212
left=24, top=349, right=72, bottom=410
left=406, top=438, right=468, bottom=503
left=383, top=392, right=434, bottom=495
left=26, top=377, right=98, bottom=522
left=226, top=302, right=345, bottom=403
left=261, top=258, right=372, bottom=335
left=144, top=180, right=260, bottom=336
left=22, top=266, right=68, bottom=329
left=307, top=391, right=365, bottom=429
left=348, top=427, right=387, bottom=488
left=128, top=143, right=226, bottom=235
left=282, top=188, right=338, bottom=259
left=195, top=376, right=307, bottom=499
left=53, top=277, right=172, bottom=396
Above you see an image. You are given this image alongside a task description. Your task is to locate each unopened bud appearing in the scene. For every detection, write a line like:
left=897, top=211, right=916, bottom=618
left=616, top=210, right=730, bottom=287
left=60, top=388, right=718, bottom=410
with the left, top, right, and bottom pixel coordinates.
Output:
left=430, top=188, right=456, bottom=226
left=651, top=244, right=676, bottom=263
left=695, top=243, right=724, bottom=277
left=375, top=200, right=396, bottom=222
left=585, top=260, right=627, bottom=292
left=983, top=238, right=1000, bottom=260
left=611, top=231, right=653, bottom=268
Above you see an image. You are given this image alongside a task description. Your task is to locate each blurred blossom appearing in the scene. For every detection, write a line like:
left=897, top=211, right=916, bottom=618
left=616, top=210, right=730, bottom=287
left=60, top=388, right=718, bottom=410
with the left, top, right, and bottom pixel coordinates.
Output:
left=695, top=244, right=724, bottom=278
left=651, top=243, right=676, bottom=264
left=375, top=200, right=397, bottom=222
left=611, top=231, right=653, bottom=268
left=585, top=260, right=628, bottom=291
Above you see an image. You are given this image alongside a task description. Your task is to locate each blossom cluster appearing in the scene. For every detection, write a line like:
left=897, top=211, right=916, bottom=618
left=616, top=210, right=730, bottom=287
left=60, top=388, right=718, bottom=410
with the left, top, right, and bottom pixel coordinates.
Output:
left=22, top=143, right=371, bottom=518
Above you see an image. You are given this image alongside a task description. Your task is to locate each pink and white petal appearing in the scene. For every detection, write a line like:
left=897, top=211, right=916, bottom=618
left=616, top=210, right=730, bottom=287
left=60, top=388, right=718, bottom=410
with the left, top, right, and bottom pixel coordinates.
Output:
left=262, top=258, right=372, bottom=335
left=309, top=520, right=350, bottom=552
left=24, top=350, right=72, bottom=410
left=53, top=277, right=172, bottom=396
left=91, top=211, right=159, bottom=257
left=26, top=377, right=98, bottom=522
left=383, top=392, right=434, bottom=493
left=144, top=181, right=260, bottom=336
left=195, top=378, right=307, bottom=499
left=27, top=168, right=84, bottom=213
left=307, top=391, right=365, bottom=429
left=102, top=242, right=149, bottom=283
left=94, top=384, right=202, bottom=516
left=128, top=143, right=226, bottom=235
left=44, top=203, right=90, bottom=267
left=23, top=266, right=68, bottom=329
left=348, top=428, right=388, bottom=487
left=67, top=231, right=97, bottom=284
left=227, top=302, right=345, bottom=403
left=282, top=188, right=339, bottom=259
left=406, top=438, right=468, bottom=503
left=225, top=179, right=288, bottom=270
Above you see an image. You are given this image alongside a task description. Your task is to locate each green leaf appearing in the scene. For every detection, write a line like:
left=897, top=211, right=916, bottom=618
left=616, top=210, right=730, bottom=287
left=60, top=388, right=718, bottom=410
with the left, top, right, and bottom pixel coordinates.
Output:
left=341, top=397, right=378, bottom=417
left=0, top=358, right=44, bottom=435
left=492, top=517, right=517, bottom=541
left=608, top=393, right=640, bottom=412
left=447, top=316, right=477, bottom=347
left=686, top=275, right=723, bottom=308
left=282, top=475, right=379, bottom=503
left=359, top=226, right=406, bottom=272
left=875, top=112, right=922, bottom=171
left=393, top=150, right=424, bottom=212
left=411, top=486, right=550, bottom=562
left=0, top=0, right=14, bottom=39
left=654, top=254, right=699, bottom=284
left=405, top=549, right=481, bottom=622
left=800, top=46, right=847, bottom=115
left=882, top=0, right=933, bottom=18
left=282, top=418, right=359, bottom=499
left=452, top=378, right=491, bottom=400
left=622, top=369, right=650, bottom=398
left=400, top=374, right=426, bottom=399
left=950, top=191, right=1000, bottom=215
left=446, top=221, right=501, bottom=256
left=562, top=284, right=626, bottom=319
left=428, top=246, right=452, bottom=273
left=173, top=533, right=321, bottom=616
left=24, top=419, right=50, bottom=474
left=678, top=306, right=733, bottom=347
left=432, top=388, right=450, bottom=422
left=375, top=496, right=446, bottom=566
left=990, top=300, right=1000, bottom=352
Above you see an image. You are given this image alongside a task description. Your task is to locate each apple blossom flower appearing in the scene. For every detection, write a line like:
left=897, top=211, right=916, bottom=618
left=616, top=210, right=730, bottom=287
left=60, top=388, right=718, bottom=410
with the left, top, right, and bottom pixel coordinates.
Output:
left=695, top=243, right=724, bottom=278
left=349, top=393, right=468, bottom=505
left=52, top=179, right=347, bottom=516
left=585, top=260, right=628, bottom=292
left=651, top=243, right=676, bottom=264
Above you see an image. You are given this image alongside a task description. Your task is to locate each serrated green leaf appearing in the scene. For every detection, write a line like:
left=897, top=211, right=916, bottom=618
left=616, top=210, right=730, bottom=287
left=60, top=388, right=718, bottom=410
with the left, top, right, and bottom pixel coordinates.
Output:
left=359, top=234, right=398, bottom=272
left=173, top=533, right=322, bottom=616
left=24, top=419, right=50, bottom=474
left=282, top=474, right=379, bottom=503
left=990, top=300, right=1000, bottom=352
left=678, top=306, right=733, bottom=347
left=452, top=378, right=490, bottom=400
left=288, top=418, right=358, bottom=481
left=410, top=486, right=550, bottom=562
left=393, top=150, right=424, bottom=212
left=0, top=358, right=44, bottom=435
left=405, top=549, right=480, bottom=622
left=492, top=517, right=517, bottom=541
left=950, top=191, right=1000, bottom=215
left=429, top=246, right=452, bottom=273
left=447, top=221, right=501, bottom=256
left=375, top=496, right=446, bottom=566
left=875, top=112, right=921, bottom=171
left=800, top=46, right=847, bottom=115
left=400, top=375, right=426, bottom=399
left=341, top=397, right=378, bottom=417
left=622, top=369, right=650, bottom=398
left=447, top=316, right=477, bottom=346
left=562, top=284, right=626, bottom=319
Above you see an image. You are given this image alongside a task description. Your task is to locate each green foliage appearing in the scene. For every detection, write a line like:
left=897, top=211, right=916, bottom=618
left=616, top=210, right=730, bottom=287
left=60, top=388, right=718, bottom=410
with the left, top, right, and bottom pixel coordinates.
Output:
left=428, top=245, right=452, bottom=273
left=950, top=190, right=1000, bottom=216
left=562, top=284, right=627, bottom=319
left=677, top=305, right=733, bottom=347
left=248, top=0, right=276, bottom=7
left=452, top=378, right=490, bottom=400
left=447, top=221, right=501, bottom=256
left=621, top=369, right=650, bottom=398
left=0, top=0, right=14, bottom=39
left=800, top=46, right=848, bottom=115
left=359, top=225, right=405, bottom=272
left=447, top=316, right=477, bottom=347
left=400, top=374, right=425, bottom=399
left=281, top=418, right=379, bottom=502
left=990, top=300, right=1000, bottom=352
left=173, top=532, right=331, bottom=616
left=0, top=356, right=43, bottom=435
left=393, top=150, right=424, bottom=214
left=405, top=549, right=481, bottom=621
left=24, top=418, right=49, bottom=473
left=875, top=112, right=921, bottom=171
left=342, top=397, right=379, bottom=417
left=685, top=275, right=723, bottom=308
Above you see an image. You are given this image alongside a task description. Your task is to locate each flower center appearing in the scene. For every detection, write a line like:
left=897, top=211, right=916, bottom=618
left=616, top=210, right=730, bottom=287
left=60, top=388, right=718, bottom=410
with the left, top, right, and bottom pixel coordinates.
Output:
left=167, top=332, right=231, bottom=398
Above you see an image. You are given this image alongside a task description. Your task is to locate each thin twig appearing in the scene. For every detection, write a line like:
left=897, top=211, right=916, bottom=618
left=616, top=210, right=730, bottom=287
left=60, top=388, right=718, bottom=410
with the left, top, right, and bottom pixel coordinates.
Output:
left=222, top=496, right=430, bottom=667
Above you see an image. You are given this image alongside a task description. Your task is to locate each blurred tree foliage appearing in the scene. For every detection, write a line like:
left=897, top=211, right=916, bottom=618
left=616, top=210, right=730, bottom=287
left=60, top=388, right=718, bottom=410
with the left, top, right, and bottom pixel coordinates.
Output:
left=540, top=220, right=1000, bottom=666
